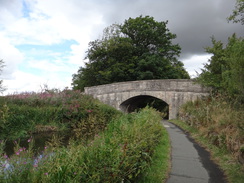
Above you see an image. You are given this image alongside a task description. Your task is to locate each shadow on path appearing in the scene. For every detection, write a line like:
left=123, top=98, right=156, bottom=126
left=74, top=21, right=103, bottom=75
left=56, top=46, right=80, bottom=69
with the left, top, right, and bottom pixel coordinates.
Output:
left=163, top=121, right=226, bottom=183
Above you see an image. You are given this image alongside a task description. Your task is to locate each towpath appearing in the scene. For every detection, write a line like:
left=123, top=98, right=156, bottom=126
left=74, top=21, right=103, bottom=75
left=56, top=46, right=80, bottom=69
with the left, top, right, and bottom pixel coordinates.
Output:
left=163, top=121, right=226, bottom=183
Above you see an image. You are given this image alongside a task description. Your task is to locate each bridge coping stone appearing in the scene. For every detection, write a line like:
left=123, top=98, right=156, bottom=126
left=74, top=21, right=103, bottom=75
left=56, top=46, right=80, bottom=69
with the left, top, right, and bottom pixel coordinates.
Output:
left=84, top=79, right=209, bottom=94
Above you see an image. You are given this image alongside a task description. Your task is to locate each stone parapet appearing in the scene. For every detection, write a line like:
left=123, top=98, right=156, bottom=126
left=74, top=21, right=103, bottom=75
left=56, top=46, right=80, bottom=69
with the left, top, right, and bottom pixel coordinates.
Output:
left=84, top=79, right=209, bottom=95
left=84, top=79, right=209, bottom=119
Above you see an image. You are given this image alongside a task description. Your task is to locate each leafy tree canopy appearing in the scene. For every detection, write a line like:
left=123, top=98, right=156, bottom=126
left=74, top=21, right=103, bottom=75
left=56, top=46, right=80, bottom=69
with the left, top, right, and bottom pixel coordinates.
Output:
left=197, top=34, right=244, bottom=102
left=72, top=16, right=189, bottom=91
left=228, top=0, right=244, bottom=25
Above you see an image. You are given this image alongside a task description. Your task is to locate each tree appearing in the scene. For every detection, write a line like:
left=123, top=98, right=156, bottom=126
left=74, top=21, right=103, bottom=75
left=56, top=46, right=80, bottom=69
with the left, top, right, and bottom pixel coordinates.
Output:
left=72, top=16, right=189, bottom=90
left=197, top=34, right=244, bottom=102
left=225, top=35, right=244, bottom=101
left=228, top=0, right=244, bottom=25
left=0, top=59, right=5, bottom=93
left=197, top=37, right=227, bottom=90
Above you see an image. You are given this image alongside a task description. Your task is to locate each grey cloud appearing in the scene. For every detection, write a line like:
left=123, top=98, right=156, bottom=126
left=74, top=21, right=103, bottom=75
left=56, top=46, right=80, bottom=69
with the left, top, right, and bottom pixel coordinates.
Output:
left=93, top=0, right=244, bottom=60
left=0, top=0, right=23, bottom=22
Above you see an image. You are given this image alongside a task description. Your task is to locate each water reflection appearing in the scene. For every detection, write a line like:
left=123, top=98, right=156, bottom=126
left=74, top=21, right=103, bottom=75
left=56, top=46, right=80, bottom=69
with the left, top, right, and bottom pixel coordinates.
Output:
left=4, top=131, right=73, bottom=156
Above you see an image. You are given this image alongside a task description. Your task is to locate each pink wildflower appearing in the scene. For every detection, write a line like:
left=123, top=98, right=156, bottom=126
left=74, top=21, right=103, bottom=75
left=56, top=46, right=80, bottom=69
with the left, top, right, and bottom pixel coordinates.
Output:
left=27, top=137, right=32, bottom=143
left=44, top=172, right=48, bottom=176
left=16, top=152, right=20, bottom=155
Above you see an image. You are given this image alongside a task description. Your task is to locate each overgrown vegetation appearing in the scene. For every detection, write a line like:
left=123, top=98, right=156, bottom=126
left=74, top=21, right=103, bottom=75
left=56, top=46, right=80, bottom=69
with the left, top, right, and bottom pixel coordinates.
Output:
left=0, top=107, right=166, bottom=182
left=179, top=96, right=244, bottom=164
left=0, top=90, right=121, bottom=140
left=139, top=122, right=170, bottom=183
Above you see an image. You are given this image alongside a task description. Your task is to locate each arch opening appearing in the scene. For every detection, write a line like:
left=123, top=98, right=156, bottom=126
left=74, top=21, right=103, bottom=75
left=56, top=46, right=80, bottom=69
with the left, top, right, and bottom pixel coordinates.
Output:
left=119, top=95, right=169, bottom=119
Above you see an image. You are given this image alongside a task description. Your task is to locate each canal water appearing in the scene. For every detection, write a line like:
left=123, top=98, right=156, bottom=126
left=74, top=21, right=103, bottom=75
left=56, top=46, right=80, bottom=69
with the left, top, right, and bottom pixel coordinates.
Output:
left=3, top=131, right=74, bottom=156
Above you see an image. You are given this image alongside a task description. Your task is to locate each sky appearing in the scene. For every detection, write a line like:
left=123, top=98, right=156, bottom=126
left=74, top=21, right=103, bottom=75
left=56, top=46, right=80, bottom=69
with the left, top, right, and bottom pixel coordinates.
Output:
left=0, top=0, right=243, bottom=95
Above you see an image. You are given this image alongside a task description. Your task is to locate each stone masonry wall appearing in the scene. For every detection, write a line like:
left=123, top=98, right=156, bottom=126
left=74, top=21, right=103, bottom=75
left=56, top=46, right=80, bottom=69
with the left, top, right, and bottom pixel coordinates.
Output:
left=84, top=79, right=209, bottom=119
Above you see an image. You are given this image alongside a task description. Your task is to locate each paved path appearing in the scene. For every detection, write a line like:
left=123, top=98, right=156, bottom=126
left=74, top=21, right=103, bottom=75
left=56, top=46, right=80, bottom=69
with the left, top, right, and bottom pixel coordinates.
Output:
left=163, top=121, right=226, bottom=183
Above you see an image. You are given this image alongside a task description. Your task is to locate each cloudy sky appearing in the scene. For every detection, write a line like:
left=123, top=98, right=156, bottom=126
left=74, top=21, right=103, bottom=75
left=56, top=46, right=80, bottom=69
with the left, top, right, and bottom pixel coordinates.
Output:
left=0, top=0, right=243, bottom=94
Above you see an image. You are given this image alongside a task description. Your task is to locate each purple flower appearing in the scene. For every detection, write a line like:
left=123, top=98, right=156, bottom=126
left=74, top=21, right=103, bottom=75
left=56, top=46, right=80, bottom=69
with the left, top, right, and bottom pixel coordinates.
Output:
left=16, top=152, right=20, bottom=155
left=44, top=172, right=48, bottom=175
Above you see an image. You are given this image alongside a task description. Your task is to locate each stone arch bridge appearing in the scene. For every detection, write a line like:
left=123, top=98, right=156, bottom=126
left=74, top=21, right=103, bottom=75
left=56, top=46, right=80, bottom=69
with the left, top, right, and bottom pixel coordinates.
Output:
left=84, top=79, right=209, bottom=119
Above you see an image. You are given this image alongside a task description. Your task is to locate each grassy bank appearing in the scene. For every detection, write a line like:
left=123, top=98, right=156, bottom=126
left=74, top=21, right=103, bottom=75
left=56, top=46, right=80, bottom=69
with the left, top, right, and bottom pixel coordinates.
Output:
left=138, top=122, right=171, bottom=183
left=0, top=90, right=121, bottom=140
left=172, top=96, right=244, bottom=183
left=0, top=107, right=167, bottom=182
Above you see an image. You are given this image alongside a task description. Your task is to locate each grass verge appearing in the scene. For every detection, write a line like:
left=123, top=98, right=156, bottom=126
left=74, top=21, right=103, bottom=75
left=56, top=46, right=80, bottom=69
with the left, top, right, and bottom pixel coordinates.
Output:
left=170, top=119, right=244, bottom=183
left=138, top=123, right=171, bottom=183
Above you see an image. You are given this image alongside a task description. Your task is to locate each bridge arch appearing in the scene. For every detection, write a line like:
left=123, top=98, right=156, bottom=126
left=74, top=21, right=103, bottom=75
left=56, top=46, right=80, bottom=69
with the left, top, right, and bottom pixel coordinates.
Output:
left=119, top=95, right=169, bottom=119
left=84, top=79, right=209, bottom=119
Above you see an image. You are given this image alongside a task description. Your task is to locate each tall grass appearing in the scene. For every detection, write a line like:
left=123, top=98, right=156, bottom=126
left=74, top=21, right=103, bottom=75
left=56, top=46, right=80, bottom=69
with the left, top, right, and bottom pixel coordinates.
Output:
left=138, top=121, right=170, bottom=183
left=179, top=95, right=244, bottom=165
left=0, top=107, right=165, bottom=182
left=0, top=90, right=121, bottom=140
